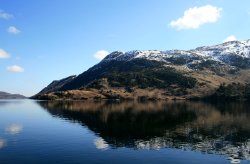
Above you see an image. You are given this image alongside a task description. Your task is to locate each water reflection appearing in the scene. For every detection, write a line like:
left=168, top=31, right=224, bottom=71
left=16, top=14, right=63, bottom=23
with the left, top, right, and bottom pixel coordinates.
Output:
left=5, top=124, right=23, bottom=135
left=37, top=101, right=250, bottom=162
left=0, top=100, right=23, bottom=107
left=0, top=138, right=7, bottom=149
left=94, top=137, right=109, bottom=150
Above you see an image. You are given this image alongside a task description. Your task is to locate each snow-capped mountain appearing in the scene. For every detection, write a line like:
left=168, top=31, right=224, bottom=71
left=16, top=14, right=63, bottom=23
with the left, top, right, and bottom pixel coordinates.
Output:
left=194, top=39, right=250, bottom=58
left=102, top=39, right=250, bottom=69
left=33, top=39, right=250, bottom=100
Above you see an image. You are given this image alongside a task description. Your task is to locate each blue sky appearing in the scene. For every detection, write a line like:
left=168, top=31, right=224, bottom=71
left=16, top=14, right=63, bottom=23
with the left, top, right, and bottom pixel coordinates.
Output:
left=0, top=0, right=250, bottom=96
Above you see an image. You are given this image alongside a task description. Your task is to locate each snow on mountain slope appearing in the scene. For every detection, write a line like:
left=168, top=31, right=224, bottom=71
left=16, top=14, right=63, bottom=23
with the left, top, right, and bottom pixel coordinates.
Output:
left=103, top=50, right=201, bottom=62
left=194, top=40, right=250, bottom=58
left=102, top=40, right=250, bottom=69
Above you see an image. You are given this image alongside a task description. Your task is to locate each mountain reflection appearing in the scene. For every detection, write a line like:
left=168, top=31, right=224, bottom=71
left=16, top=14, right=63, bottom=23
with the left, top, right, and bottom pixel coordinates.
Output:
left=37, top=100, right=250, bottom=161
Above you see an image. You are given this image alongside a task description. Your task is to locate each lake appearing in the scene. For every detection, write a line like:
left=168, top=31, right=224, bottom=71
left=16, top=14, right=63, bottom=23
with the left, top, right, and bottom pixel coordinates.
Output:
left=0, top=100, right=250, bottom=164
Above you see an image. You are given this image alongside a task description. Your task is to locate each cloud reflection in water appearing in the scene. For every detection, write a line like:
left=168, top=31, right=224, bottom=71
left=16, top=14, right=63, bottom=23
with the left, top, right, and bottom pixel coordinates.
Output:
left=0, top=138, right=7, bottom=149
left=5, top=124, right=23, bottom=135
left=94, top=137, right=109, bottom=150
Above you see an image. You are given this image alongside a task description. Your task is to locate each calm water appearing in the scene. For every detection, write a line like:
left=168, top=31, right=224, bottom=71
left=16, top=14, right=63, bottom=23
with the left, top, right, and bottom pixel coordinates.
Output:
left=0, top=100, right=250, bottom=164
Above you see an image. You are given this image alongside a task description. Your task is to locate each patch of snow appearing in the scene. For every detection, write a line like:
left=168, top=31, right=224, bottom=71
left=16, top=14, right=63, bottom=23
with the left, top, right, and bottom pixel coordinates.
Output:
left=101, top=39, right=250, bottom=68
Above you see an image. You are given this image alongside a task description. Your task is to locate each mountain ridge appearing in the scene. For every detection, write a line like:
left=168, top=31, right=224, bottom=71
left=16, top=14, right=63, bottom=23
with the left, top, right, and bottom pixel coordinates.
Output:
left=32, top=40, right=250, bottom=100
left=102, top=40, right=250, bottom=68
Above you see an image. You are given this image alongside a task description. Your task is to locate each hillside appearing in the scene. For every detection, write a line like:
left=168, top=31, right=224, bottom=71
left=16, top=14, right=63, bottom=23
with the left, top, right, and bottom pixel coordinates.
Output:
left=32, top=40, right=250, bottom=100
left=0, top=91, right=26, bottom=99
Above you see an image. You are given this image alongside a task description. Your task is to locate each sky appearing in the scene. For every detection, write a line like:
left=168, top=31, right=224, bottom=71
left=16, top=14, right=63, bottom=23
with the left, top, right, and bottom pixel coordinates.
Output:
left=0, top=0, right=250, bottom=96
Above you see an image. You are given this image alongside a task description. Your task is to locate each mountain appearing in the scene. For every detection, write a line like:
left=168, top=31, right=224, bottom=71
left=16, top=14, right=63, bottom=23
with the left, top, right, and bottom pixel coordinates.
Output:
left=0, top=91, right=26, bottom=99
left=32, top=40, right=250, bottom=100
left=35, top=75, right=76, bottom=95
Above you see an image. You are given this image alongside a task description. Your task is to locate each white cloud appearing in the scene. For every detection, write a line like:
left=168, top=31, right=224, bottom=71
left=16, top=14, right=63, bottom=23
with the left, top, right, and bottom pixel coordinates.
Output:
left=0, top=10, right=13, bottom=19
left=94, top=138, right=109, bottom=150
left=5, top=124, right=23, bottom=134
left=94, top=50, right=109, bottom=60
left=0, top=49, right=10, bottom=59
left=6, top=65, right=24, bottom=73
left=223, top=35, right=237, bottom=43
left=7, top=26, right=20, bottom=34
left=170, top=5, right=222, bottom=30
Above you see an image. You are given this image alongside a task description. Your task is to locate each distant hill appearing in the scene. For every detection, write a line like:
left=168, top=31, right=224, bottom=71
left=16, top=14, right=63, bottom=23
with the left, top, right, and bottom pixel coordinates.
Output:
left=32, top=40, right=250, bottom=100
left=0, top=91, right=26, bottom=99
